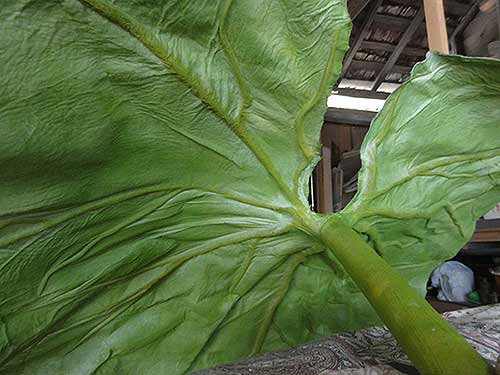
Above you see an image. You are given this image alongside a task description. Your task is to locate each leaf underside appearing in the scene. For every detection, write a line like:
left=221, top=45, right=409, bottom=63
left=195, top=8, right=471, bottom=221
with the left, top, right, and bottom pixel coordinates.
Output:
left=0, top=1, right=499, bottom=375
left=342, top=54, right=500, bottom=295
left=0, top=1, right=355, bottom=374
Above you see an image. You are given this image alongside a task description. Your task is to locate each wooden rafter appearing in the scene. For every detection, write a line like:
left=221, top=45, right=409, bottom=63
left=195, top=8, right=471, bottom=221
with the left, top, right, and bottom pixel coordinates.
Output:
left=372, top=13, right=455, bottom=34
left=371, top=7, right=425, bottom=91
left=350, top=60, right=411, bottom=75
left=340, top=0, right=473, bottom=96
left=373, top=13, right=412, bottom=28
left=342, top=0, right=384, bottom=77
left=335, top=88, right=390, bottom=100
left=348, top=0, right=371, bottom=20
left=362, top=40, right=427, bottom=57
left=449, top=0, right=481, bottom=54
left=386, top=0, right=469, bottom=16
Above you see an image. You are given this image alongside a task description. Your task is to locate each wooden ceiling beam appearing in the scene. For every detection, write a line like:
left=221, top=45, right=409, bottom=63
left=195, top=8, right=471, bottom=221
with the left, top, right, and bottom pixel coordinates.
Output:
left=348, top=0, right=371, bottom=20
left=373, top=13, right=411, bottom=29
left=361, top=40, right=427, bottom=56
left=324, top=108, right=376, bottom=127
left=384, top=0, right=469, bottom=16
left=350, top=60, right=412, bottom=75
left=372, top=14, right=455, bottom=34
left=449, top=0, right=481, bottom=54
left=371, top=7, right=425, bottom=90
left=342, top=0, right=384, bottom=77
left=334, top=88, right=390, bottom=100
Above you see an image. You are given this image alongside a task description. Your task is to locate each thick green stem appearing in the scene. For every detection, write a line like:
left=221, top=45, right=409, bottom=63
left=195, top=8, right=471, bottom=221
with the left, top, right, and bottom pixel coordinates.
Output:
left=320, top=216, right=492, bottom=375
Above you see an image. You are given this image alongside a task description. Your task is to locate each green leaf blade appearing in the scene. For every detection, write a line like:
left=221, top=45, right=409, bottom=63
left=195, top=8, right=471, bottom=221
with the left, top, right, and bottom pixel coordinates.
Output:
left=342, top=52, right=500, bottom=293
left=0, top=1, right=352, bottom=374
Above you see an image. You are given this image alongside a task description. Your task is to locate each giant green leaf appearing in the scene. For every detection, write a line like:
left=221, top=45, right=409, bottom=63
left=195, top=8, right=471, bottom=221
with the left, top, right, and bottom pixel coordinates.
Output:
left=342, top=53, right=500, bottom=296
left=0, top=1, right=499, bottom=374
left=0, top=1, right=354, bottom=374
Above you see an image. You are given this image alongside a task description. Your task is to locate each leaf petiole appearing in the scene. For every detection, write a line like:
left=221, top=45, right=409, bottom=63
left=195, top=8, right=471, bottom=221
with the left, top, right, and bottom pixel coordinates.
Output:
left=320, top=216, right=492, bottom=375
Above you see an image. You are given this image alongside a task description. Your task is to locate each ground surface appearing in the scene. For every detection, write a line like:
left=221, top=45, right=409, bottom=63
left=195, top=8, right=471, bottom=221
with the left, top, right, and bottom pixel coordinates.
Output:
left=192, top=304, right=500, bottom=375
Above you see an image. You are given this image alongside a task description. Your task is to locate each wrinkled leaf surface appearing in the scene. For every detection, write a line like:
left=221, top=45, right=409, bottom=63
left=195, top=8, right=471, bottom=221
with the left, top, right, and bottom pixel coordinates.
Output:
left=342, top=53, right=500, bottom=294
left=0, top=1, right=354, bottom=374
left=1, top=1, right=499, bottom=375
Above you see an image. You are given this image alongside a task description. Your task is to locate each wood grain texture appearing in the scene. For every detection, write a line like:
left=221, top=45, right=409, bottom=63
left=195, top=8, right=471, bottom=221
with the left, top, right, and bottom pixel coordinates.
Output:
left=424, top=0, right=450, bottom=53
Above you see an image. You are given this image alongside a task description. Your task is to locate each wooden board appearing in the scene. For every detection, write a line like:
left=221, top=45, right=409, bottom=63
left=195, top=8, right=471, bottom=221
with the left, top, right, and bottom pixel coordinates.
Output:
left=424, top=0, right=450, bottom=53
left=351, top=127, right=369, bottom=150
left=316, top=126, right=334, bottom=213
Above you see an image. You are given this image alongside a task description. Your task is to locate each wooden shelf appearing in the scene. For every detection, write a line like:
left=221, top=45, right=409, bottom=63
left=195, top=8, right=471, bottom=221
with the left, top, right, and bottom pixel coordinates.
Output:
left=471, top=219, right=500, bottom=243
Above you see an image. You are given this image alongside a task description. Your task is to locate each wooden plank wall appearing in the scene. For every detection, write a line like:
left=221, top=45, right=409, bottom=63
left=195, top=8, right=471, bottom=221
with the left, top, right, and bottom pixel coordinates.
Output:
left=314, top=123, right=369, bottom=213
left=315, top=126, right=334, bottom=213
left=329, top=123, right=368, bottom=164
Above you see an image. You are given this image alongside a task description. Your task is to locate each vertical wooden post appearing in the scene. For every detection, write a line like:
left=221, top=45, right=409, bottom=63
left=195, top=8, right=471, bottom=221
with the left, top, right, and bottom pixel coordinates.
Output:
left=317, top=126, right=333, bottom=213
left=496, top=0, right=500, bottom=35
left=424, top=0, right=450, bottom=53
